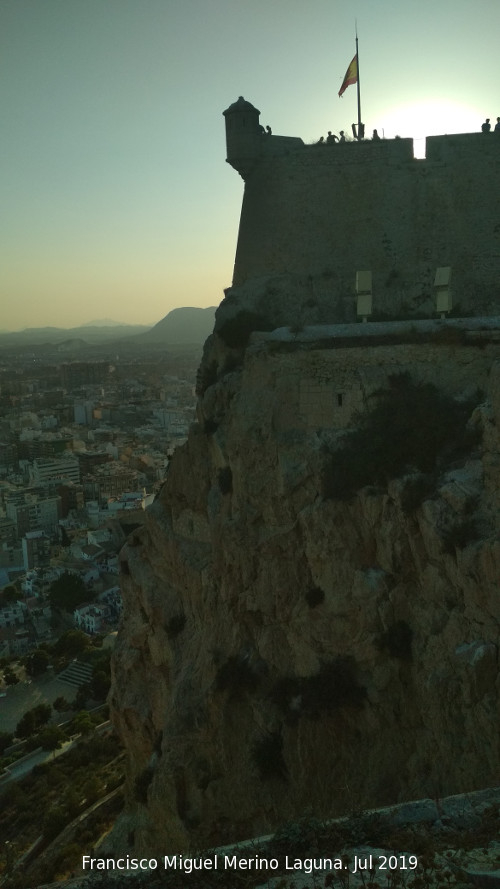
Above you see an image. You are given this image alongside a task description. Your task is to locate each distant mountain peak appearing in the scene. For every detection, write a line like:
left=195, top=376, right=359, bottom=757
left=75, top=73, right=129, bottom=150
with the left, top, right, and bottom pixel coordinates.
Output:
left=81, top=319, right=127, bottom=327
left=144, top=306, right=216, bottom=344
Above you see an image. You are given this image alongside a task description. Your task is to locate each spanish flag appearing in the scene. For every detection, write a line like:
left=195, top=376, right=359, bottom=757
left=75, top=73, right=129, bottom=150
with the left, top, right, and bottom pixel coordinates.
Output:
left=338, top=55, right=358, bottom=97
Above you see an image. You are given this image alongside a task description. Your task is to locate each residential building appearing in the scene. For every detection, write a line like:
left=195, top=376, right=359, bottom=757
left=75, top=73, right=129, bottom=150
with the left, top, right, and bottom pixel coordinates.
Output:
left=31, top=455, right=80, bottom=485
left=6, top=492, right=62, bottom=537
left=22, top=530, right=51, bottom=571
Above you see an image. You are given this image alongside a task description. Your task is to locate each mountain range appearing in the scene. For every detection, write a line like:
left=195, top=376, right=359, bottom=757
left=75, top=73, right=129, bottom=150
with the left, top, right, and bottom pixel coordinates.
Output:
left=0, top=306, right=217, bottom=348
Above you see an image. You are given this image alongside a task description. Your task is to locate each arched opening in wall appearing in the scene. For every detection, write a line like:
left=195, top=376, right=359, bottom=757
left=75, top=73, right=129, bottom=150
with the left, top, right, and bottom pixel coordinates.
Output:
left=337, top=393, right=344, bottom=407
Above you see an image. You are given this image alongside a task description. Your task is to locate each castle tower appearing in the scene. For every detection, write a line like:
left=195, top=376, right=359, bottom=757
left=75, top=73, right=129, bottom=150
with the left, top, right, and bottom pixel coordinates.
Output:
left=223, top=96, right=262, bottom=179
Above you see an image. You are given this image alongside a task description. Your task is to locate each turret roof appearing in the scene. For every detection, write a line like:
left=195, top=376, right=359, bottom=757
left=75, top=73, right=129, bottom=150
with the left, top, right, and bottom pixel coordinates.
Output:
left=223, top=96, right=260, bottom=116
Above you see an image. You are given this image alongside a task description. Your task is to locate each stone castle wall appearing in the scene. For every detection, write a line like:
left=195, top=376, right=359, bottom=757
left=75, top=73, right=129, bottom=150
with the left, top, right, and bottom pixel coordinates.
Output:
left=243, top=326, right=500, bottom=433
left=229, top=132, right=500, bottom=320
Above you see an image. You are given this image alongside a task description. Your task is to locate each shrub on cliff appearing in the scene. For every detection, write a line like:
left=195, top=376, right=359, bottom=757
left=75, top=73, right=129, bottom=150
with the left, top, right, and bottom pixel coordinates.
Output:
left=441, top=517, right=480, bottom=554
left=400, top=472, right=437, bottom=513
left=134, top=764, right=155, bottom=803
left=305, top=585, right=325, bottom=608
left=323, top=374, right=481, bottom=500
left=271, top=657, right=366, bottom=722
left=377, top=620, right=413, bottom=660
left=217, top=466, right=233, bottom=494
left=217, top=310, right=274, bottom=348
left=166, top=613, right=186, bottom=638
left=215, top=654, right=261, bottom=693
left=195, top=359, right=218, bottom=396
left=252, top=731, right=287, bottom=781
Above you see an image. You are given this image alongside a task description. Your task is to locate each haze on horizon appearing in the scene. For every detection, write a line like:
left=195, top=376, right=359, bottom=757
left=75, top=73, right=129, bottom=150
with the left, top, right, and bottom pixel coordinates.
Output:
left=1, top=0, right=498, bottom=332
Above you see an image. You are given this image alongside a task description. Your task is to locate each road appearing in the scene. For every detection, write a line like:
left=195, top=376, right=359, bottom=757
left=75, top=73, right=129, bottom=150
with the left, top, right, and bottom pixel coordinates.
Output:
left=0, top=738, right=77, bottom=786
left=0, top=720, right=111, bottom=787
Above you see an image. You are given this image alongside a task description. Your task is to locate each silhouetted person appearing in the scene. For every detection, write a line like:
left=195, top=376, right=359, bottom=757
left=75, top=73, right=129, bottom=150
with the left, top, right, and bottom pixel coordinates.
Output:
left=339, top=130, right=346, bottom=142
left=495, top=117, right=500, bottom=133
left=326, top=131, right=338, bottom=144
left=372, top=129, right=381, bottom=140
left=317, top=136, right=325, bottom=144
left=266, top=125, right=272, bottom=135
left=481, top=118, right=491, bottom=133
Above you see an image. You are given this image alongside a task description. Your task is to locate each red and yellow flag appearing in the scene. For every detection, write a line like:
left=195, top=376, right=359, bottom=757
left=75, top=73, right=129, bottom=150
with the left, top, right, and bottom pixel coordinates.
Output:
left=338, top=55, right=358, bottom=97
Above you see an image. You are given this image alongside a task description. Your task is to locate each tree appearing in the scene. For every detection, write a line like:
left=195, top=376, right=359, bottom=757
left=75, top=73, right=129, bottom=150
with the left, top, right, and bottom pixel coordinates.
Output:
left=53, top=629, right=89, bottom=658
left=73, top=683, right=91, bottom=711
left=25, top=647, right=50, bottom=677
left=33, top=703, right=52, bottom=725
left=16, top=710, right=36, bottom=739
left=53, top=696, right=70, bottom=713
left=72, top=711, right=93, bottom=736
left=90, top=670, right=110, bottom=701
left=0, top=731, right=13, bottom=754
left=3, top=667, right=19, bottom=685
left=38, top=725, right=65, bottom=752
left=0, top=585, right=18, bottom=605
left=82, top=775, right=102, bottom=804
left=43, top=806, right=68, bottom=840
left=49, top=572, right=88, bottom=611
left=16, top=703, right=52, bottom=738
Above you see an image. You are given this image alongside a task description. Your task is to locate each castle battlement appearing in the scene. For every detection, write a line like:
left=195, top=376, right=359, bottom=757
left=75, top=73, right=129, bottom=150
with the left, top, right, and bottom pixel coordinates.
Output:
left=222, top=98, right=500, bottom=323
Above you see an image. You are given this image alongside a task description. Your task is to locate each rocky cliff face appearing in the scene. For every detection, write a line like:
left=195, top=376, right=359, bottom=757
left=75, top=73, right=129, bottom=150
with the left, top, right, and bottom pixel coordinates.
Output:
left=109, top=320, right=500, bottom=857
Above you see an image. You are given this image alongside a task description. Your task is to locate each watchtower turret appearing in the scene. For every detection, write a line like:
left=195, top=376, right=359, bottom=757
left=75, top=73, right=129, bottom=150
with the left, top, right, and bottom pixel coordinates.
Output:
left=223, top=96, right=262, bottom=179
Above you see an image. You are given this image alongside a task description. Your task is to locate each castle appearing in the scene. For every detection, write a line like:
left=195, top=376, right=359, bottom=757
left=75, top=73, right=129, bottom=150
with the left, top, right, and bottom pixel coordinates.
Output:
left=107, top=98, right=500, bottom=858
left=223, top=96, right=500, bottom=321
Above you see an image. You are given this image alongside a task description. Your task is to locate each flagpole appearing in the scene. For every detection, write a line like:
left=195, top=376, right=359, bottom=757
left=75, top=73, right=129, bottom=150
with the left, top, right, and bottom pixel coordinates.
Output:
left=355, top=26, right=362, bottom=139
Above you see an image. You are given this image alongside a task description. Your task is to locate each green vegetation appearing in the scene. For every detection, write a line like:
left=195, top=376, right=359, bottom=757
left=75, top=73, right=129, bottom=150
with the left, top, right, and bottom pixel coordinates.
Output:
left=48, top=571, right=88, bottom=611
left=217, top=310, right=274, bottom=348
left=251, top=731, right=287, bottom=781
left=377, top=620, right=414, bottom=660
left=0, top=732, right=13, bottom=754
left=52, top=695, right=70, bottom=713
left=196, top=358, right=218, bottom=396
left=271, top=658, right=366, bottom=723
left=441, top=517, right=480, bottom=554
left=53, top=628, right=89, bottom=657
left=16, top=703, right=52, bottom=739
left=0, top=585, right=18, bottom=606
left=166, top=613, right=186, bottom=639
left=134, top=764, right=155, bottom=803
left=9, top=795, right=497, bottom=889
left=203, top=417, right=219, bottom=435
left=215, top=655, right=261, bottom=694
left=305, top=585, right=325, bottom=608
left=217, top=466, right=233, bottom=495
left=400, top=472, right=437, bottom=513
left=0, top=733, right=124, bottom=887
left=2, top=667, right=19, bottom=686
left=24, top=647, right=50, bottom=677
left=323, top=374, right=481, bottom=501
left=38, top=725, right=65, bottom=751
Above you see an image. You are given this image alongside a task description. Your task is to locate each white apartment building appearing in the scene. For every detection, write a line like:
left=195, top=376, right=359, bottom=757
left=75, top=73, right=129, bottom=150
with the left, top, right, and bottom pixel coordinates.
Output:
left=31, top=456, right=80, bottom=485
left=73, top=603, right=107, bottom=634
left=0, top=601, right=27, bottom=629
left=6, top=493, right=62, bottom=536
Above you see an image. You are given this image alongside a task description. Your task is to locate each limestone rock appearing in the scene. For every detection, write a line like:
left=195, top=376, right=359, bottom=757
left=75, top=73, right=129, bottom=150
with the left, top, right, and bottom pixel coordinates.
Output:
left=109, top=324, right=500, bottom=857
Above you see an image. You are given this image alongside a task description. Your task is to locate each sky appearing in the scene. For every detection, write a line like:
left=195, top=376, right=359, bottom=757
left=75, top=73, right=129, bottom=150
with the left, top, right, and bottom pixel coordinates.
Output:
left=1, top=0, right=499, bottom=331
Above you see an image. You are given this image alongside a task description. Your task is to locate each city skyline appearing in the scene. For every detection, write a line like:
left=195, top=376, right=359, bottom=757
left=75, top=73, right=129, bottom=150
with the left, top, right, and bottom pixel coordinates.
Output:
left=1, top=0, right=499, bottom=331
